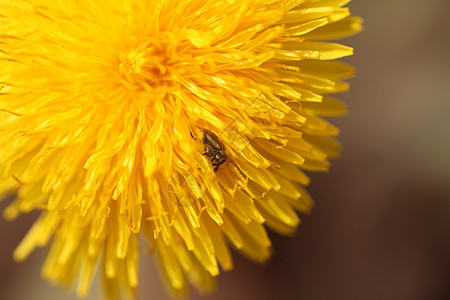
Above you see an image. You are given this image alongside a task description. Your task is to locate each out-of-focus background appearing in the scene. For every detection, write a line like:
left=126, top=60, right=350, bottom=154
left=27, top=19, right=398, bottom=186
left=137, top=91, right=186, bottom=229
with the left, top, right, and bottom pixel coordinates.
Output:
left=1, top=0, right=450, bottom=299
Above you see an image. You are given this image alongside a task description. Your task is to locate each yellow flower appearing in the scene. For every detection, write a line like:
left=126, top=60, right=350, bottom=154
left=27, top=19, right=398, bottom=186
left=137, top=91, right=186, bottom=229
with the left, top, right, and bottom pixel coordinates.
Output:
left=0, top=0, right=362, bottom=298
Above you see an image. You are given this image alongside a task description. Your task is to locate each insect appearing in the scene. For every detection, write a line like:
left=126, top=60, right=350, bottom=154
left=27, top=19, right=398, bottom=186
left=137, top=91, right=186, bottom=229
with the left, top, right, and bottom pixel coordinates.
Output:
left=191, top=129, right=226, bottom=172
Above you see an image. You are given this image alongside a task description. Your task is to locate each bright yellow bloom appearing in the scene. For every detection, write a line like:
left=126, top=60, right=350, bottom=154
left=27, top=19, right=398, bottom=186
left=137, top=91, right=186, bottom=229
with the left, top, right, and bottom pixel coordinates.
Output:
left=0, top=0, right=361, bottom=298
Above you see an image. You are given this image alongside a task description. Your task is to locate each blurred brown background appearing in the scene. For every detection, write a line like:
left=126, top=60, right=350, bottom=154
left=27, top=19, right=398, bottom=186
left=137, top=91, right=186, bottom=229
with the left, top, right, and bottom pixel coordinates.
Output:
left=1, top=0, right=450, bottom=299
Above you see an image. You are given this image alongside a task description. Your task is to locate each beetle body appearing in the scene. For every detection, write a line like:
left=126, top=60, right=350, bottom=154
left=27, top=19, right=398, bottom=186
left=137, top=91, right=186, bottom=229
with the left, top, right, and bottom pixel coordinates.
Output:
left=192, top=130, right=226, bottom=172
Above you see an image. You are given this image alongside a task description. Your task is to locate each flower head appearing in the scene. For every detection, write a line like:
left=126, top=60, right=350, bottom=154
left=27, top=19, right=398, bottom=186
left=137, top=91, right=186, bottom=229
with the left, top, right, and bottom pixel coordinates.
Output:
left=0, top=0, right=361, bottom=298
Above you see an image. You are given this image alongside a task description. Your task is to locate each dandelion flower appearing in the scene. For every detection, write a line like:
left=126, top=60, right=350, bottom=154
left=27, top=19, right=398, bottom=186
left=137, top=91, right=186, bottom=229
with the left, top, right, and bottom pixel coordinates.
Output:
left=0, top=0, right=362, bottom=298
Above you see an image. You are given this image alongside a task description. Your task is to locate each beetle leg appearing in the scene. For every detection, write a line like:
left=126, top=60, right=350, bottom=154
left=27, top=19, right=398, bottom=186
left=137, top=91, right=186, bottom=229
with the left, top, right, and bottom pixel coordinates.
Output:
left=190, top=131, right=198, bottom=140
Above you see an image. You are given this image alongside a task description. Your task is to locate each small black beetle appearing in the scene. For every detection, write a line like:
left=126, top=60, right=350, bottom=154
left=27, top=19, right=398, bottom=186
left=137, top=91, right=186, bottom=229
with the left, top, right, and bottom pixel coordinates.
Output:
left=191, top=130, right=226, bottom=172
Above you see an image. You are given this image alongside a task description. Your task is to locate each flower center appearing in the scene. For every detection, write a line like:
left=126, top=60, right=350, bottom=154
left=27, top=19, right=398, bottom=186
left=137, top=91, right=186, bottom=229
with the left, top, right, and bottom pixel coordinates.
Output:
left=118, top=40, right=168, bottom=90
